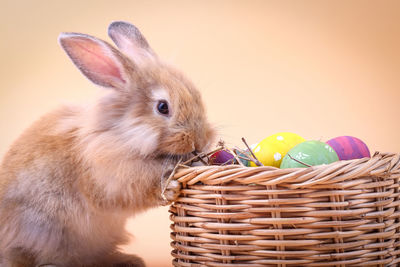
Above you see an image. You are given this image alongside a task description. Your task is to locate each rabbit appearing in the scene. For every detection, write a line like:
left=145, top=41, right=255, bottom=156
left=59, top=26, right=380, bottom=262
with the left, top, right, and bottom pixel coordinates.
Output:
left=0, top=21, right=215, bottom=267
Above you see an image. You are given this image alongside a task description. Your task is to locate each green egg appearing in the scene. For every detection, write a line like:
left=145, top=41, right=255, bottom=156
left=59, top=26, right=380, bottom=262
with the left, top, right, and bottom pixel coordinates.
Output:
left=280, top=140, right=339, bottom=169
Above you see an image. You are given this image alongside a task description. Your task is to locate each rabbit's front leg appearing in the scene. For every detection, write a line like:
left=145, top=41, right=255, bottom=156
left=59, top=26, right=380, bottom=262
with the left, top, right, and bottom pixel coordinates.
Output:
left=159, top=160, right=182, bottom=205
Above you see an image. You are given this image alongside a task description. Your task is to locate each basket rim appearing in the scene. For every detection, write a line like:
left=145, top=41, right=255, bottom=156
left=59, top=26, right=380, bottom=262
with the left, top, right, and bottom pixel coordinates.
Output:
left=172, top=152, right=400, bottom=188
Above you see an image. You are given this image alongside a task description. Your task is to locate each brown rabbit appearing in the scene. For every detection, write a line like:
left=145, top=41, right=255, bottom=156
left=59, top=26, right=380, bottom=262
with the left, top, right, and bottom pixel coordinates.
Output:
left=0, top=21, right=215, bottom=267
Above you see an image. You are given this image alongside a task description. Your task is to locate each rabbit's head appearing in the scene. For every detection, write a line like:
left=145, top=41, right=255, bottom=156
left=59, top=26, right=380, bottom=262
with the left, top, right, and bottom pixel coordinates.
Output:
left=59, top=21, right=215, bottom=158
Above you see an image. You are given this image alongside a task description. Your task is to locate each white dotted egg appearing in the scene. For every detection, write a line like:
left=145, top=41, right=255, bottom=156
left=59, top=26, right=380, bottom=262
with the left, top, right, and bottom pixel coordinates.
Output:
left=274, top=152, right=282, bottom=161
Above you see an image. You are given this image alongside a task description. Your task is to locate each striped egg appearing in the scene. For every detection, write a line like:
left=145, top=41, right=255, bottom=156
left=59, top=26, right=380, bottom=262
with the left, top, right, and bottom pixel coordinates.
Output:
left=326, top=136, right=370, bottom=160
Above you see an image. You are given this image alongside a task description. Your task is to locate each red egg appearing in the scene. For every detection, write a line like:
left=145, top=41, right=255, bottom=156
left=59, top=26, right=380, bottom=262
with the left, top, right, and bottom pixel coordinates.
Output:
left=326, top=136, right=370, bottom=160
left=209, top=150, right=235, bottom=165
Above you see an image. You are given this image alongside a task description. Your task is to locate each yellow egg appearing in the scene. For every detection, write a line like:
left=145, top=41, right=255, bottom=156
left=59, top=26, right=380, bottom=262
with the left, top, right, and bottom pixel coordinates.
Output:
left=249, top=132, right=305, bottom=167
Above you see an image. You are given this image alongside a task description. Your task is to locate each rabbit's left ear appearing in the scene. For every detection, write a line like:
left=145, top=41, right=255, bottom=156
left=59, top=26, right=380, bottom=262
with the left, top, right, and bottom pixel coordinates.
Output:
left=108, top=21, right=156, bottom=63
left=59, top=32, right=131, bottom=91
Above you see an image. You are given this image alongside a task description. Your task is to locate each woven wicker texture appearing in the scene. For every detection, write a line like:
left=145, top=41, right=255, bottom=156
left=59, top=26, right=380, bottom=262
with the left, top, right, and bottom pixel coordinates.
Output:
left=169, top=152, right=400, bottom=266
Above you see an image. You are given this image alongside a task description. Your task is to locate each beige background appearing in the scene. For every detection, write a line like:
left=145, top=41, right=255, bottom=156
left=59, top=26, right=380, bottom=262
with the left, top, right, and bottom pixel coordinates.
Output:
left=1, top=1, right=399, bottom=266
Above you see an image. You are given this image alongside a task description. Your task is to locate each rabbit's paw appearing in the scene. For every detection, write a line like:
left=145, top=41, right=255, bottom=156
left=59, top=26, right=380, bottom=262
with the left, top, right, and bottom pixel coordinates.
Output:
left=106, top=252, right=145, bottom=267
left=162, top=179, right=181, bottom=205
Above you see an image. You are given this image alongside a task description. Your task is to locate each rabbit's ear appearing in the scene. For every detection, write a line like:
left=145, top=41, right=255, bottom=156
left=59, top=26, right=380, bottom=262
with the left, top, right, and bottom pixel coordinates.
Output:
left=108, top=21, right=156, bottom=63
left=59, top=32, right=130, bottom=90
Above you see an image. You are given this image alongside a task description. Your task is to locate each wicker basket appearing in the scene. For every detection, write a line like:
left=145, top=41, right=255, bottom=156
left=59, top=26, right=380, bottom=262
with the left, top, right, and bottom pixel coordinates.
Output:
left=169, top=152, right=400, bottom=266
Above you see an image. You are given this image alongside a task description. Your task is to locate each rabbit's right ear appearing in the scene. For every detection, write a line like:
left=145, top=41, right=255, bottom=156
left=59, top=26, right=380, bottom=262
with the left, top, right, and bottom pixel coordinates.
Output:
left=59, top=33, right=130, bottom=91
left=108, top=21, right=156, bottom=64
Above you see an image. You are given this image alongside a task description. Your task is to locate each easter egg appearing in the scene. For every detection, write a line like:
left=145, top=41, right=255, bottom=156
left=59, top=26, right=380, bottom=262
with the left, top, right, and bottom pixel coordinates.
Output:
left=234, top=149, right=251, bottom=167
left=326, top=136, right=370, bottom=160
left=280, top=140, right=339, bottom=169
left=249, top=143, right=258, bottom=150
left=234, top=143, right=258, bottom=166
left=250, top=133, right=305, bottom=167
left=209, top=150, right=235, bottom=165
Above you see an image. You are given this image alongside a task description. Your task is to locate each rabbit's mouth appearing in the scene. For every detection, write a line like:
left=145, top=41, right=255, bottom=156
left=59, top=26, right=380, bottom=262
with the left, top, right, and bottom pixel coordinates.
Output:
left=159, top=132, right=197, bottom=156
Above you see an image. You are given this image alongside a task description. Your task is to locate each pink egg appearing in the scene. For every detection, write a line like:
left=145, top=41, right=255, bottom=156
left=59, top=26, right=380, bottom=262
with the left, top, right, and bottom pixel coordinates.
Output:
left=209, top=150, right=235, bottom=165
left=326, top=136, right=370, bottom=160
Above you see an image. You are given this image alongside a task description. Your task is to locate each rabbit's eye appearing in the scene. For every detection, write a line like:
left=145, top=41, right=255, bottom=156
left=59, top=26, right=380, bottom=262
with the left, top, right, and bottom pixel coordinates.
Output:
left=157, top=100, right=169, bottom=116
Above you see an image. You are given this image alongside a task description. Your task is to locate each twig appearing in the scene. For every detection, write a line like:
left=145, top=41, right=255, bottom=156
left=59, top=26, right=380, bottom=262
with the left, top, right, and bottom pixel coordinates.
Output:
left=226, top=147, right=245, bottom=167
left=192, top=150, right=208, bottom=165
left=236, top=154, right=252, bottom=161
left=241, top=137, right=263, bottom=166
left=287, top=153, right=312, bottom=167
left=233, top=147, right=254, bottom=162
left=181, top=147, right=223, bottom=166
left=220, top=158, right=236, bottom=166
left=217, top=139, right=225, bottom=147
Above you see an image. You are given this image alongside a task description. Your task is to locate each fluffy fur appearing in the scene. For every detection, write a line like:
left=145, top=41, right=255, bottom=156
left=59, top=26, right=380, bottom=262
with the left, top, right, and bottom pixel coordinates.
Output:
left=0, top=21, right=215, bottom=267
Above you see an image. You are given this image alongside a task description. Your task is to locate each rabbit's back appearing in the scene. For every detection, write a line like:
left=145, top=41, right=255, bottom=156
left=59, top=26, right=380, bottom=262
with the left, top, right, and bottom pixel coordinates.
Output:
left=0, top=108, right=130, bottom=266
